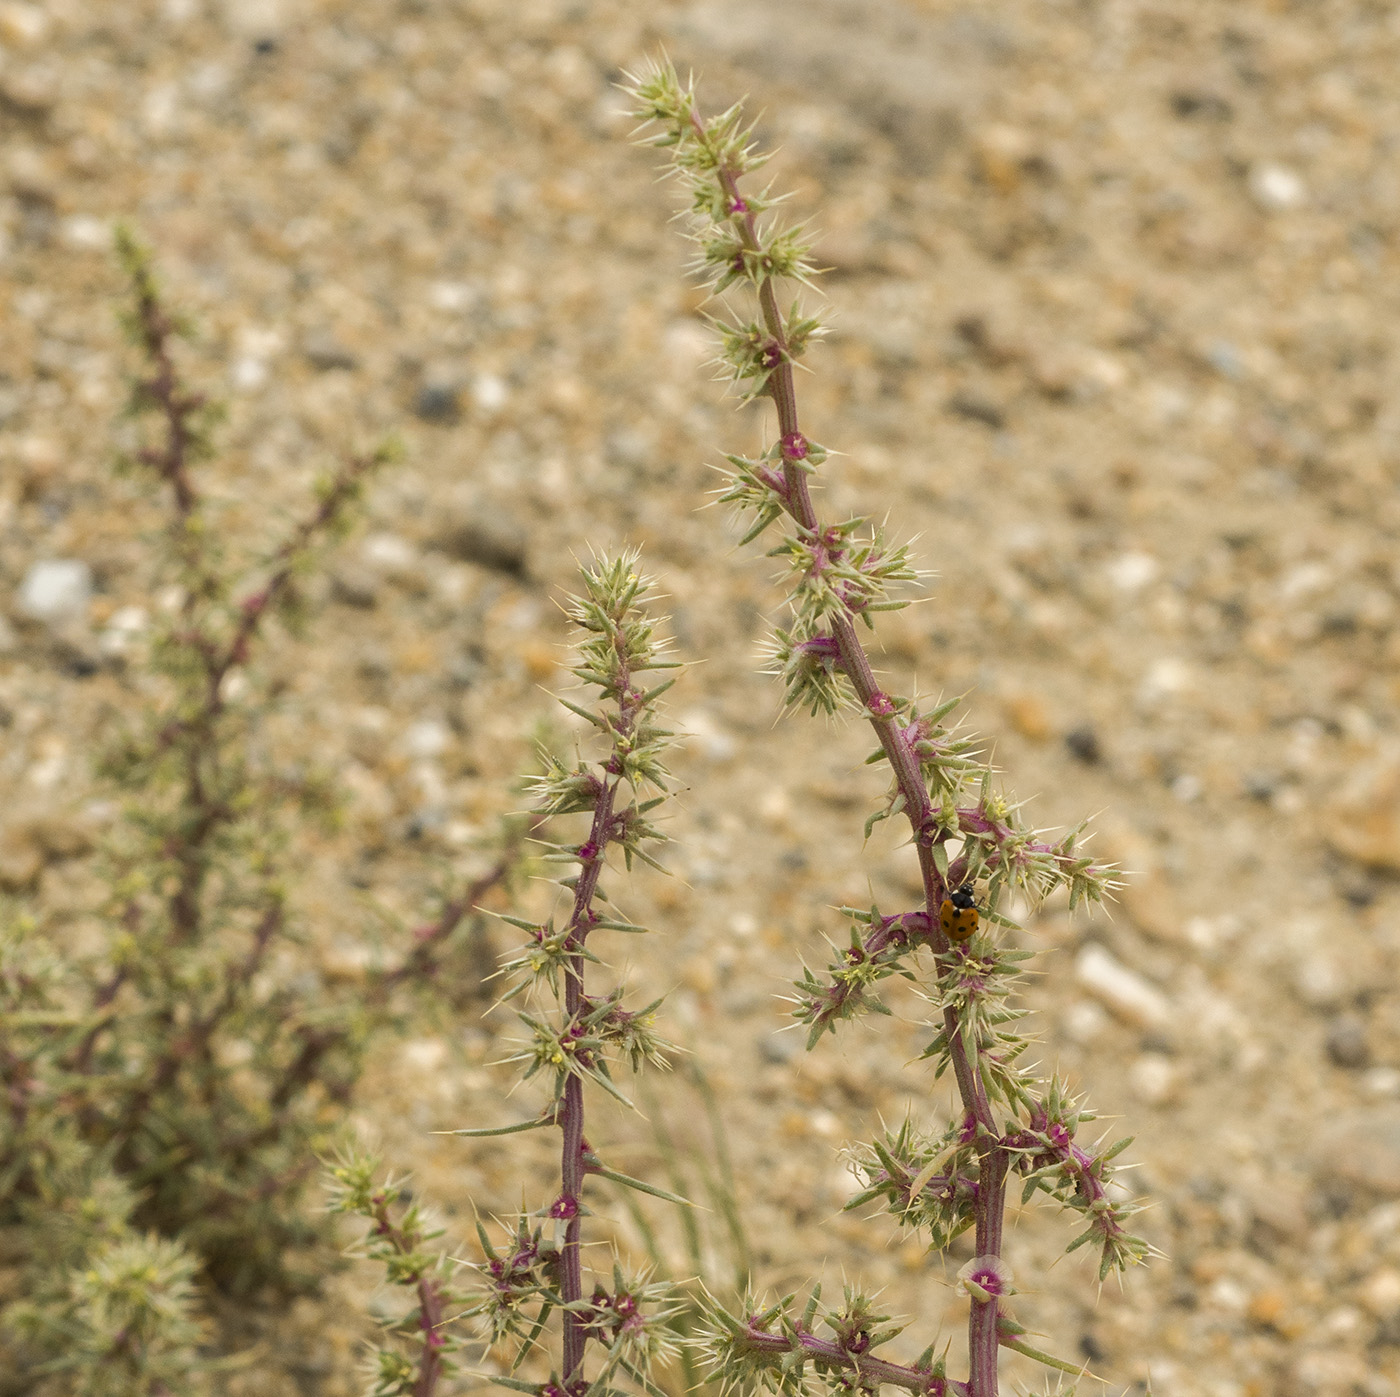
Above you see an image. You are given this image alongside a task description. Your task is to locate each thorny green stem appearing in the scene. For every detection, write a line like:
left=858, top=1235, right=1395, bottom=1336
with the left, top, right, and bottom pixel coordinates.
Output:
left=560, top=639, right=639, bottom=1385
left=371, top=1197, right=450, bottom=1397
left=700, top=106, right=1004, bottom=1396
left=738, top=1322, right=969, bottom=1397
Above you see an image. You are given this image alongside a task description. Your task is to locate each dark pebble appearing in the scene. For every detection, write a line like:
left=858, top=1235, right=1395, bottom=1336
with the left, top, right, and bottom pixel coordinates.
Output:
left=438, top=515, right=528, bottom=577
left=1326, top=1015, right=1370, bottom=1069
left=1242, top=771, right=1277, bottom=802
left=947, top=392, right=1005, bottom=429
left=1171, top=89, right=1232, bottom=120
left=330, top=566, right=379, bottom=609
left=303, top=332, right=358, bottom=372
left=415, top=383, right=461, bottom=423
left=1064, top=724, right=1101, bottom=765
left=1078, top=1333, right=1106, bottom=1364
left=758, top=1031, right=798, bottom=1065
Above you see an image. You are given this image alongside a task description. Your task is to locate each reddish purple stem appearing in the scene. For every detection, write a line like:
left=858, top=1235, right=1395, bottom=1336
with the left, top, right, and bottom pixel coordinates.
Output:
left=558, top=643, right=641, bottom=1385
left=737, top=1320, right=969, bottom=1397
left=694, top=106, right=1008, bottom=1394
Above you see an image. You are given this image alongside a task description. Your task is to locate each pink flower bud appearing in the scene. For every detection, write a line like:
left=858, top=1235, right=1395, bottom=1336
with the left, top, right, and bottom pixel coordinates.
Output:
left=780, top=431, right=808, bottom=460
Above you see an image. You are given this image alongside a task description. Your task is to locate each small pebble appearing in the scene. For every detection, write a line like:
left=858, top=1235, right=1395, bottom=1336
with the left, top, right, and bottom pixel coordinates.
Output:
left=415, top=382, right=460, bottom=423
left=758, top=1031, right=798, bottom=1065
left=1064, top=724, right=1101, bottom=764
left=1360, top=1268, right=1400, bottom=1319
left=1327, top=1015, right=1371, bottom=1070
left=1128, top=1051, right=1177, bottom=1105
left=947, top=392, right=1005, bottom=429
left=1075, top=943, right=1171, bottom=1029
left=302, top=330, right=357, bottom=372
left=98, top=604, right=147, bottom=658
left=1367, top=1068, right=1400, bottom=1098
left=403, top=718, right=450, bottom=760
left=436, top=512, right=528, bottom=576
left=1104, top=550, right=1159, bottom=594
left=0, top=825, right=42, bottom=890
left=1249, top=161, right=1306, bottom=211
left=1247, top=1289, right=1289, bottom=1331
left=1062, top=999, right=1109, bottom=1043
left=0, top=3, right=48, bottom=45
left=362, top=533, right=417, bottom=576
left=1003, top=693, right=1050, bottom=741
left=1326, top=758, right=1400, bottom=873
left=472, top=374, right=509, bottom=412
left=16, top=559, right=92, bottom=625
left=330, top=565, right=380, bottom=609
left=680, top=709, right=737, bottom=763
left=1325, top=1107, right=1400, bottom=1194
left=1241, top=770, right=1277, bottom=802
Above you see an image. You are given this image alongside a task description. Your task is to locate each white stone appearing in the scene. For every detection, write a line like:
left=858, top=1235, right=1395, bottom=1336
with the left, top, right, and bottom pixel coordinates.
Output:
left=1104, top=550, right=1158, bottom=594
left=1365, top=1067, right=1400, bottom=1098
left=1249, top=162, right=1306, bottom=211
left=1278, top=560, right=1330, bottom=601
left=17, top=559, right=92, bottom=624
left=679, top=709, right=737, bottom=763
left=99, top=604, right=148, bottom=657
left=400, top=1037, right=447, bottom=1071
left=428, top=280, right=477, bottom=312
left=1074, top=944, right=1170, bottom=1028
left=1138, top=656, right=1192, bottom=704
left=472, top=373, right=510, bottom=411
left=60, top=215, right=111, bottom=251
left=404, top=718, right=450, bottom=759
left=221, top=0, right=283, bottom=35
left=362, top=532, right=417, bottom=574
left=1128, top=1052, right=1177, bottom=1105
left=0, top=4, right=49, bottom=45
left=1360, top=1268, right=1400, bottom=1318
left=231, top=356, right=268, bottom=390
left=1062, top=998, right=1109, bottom=1043
left=1171, top=773, right=1202, bottom=802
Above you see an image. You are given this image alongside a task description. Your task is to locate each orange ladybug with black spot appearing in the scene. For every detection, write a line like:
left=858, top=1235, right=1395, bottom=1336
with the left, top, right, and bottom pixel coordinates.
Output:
left=939, top=883, right=980, bottom=943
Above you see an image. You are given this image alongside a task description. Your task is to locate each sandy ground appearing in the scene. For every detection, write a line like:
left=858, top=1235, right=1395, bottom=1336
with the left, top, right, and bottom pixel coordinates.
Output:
left=4, top=1, right=1400, bottom=1393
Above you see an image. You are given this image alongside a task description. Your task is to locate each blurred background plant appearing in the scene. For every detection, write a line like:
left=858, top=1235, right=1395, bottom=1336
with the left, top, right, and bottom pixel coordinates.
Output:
left=0, top=235, right=528, bottom=1396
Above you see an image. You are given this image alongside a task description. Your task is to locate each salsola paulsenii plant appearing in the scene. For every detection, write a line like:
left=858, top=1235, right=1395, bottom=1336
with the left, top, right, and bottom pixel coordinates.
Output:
left=402, top=554, right=687, bottom=1397
left=0, top=232, right=520, bottom=1394
left=328, top=1150, right=469, bottom=1397
left=623, top=60, right=1147, bottom=1397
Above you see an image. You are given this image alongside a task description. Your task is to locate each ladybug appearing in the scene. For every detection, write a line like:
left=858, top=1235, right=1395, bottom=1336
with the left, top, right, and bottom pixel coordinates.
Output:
left=939, top=883, right=980, bottom=943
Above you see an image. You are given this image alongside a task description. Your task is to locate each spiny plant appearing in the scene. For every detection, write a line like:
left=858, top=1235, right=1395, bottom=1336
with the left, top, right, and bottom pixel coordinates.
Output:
left=621, top=59, right=1147, bottom=1397
left=335, top=554, right=688, bottom=1397
left=328, top=1150, right=469, bottom=1397
left=0, top=232, right=523, bottom=1395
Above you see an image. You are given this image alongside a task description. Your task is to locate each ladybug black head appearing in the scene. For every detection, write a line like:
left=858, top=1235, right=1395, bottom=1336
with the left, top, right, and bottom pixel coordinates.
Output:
left=950, top=884, right=976, bottom=910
